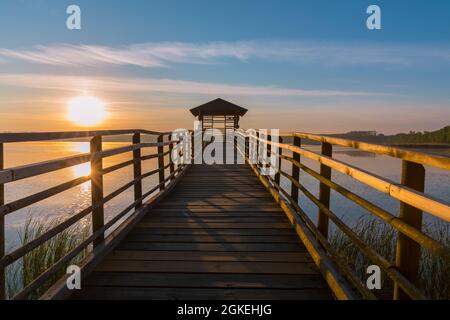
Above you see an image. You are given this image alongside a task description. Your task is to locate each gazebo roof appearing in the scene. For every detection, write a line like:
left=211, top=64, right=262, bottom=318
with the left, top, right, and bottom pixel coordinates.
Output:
left=190, top=98, right=248, bottom=117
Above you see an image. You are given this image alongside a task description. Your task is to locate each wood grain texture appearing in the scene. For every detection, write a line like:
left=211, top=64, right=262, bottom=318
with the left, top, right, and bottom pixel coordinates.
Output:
left=72, top=164, right=332, bottom=300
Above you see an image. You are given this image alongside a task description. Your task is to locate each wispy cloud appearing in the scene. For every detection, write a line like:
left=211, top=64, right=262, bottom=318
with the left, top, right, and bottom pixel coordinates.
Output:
left=1, top=41, right=449, bottom=68
left=0, top=73, right=385, bottom=97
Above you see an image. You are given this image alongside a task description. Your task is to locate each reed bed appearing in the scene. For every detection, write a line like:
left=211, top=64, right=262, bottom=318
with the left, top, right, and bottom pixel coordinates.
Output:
left=6, top=217, right=89, bottom=299
left=330, top=217, right=450, bottom=299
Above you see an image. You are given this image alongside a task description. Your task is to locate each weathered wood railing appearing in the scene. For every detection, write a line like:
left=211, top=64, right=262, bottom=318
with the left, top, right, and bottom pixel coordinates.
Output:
left=1, top=127, right=449, bottom=300
left=0, top=129, right=189, bottom=299
left=236, top=130, right=450, bottom=300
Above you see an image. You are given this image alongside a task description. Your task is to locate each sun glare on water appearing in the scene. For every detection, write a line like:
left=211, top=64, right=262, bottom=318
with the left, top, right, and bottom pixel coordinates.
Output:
left=67, top=96, right=107, bottom=126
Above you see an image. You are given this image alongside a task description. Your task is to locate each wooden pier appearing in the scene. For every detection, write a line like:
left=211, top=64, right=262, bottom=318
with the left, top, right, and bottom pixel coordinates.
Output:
left=72, top=164, right=331, bottom=300
left=0, top=99, right=449, bottom=300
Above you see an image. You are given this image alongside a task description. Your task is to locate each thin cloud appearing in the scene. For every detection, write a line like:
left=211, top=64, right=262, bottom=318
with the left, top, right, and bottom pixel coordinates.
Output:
left=0, top=41, right=449, bottom=68
left=0, top=73, right=385, bottom=97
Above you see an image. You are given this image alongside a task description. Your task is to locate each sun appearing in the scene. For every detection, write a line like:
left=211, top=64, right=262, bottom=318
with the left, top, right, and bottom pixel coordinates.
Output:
left=67, top=96, right=107, bottom=126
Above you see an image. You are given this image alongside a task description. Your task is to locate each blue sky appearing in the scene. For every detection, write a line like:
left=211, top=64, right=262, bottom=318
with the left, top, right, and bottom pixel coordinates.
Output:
left=0, top=0, right=449, bottom=133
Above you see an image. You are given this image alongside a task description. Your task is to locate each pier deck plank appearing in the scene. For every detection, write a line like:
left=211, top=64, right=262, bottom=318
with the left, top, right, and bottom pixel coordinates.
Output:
left=72, top=165, right=332, bottom=300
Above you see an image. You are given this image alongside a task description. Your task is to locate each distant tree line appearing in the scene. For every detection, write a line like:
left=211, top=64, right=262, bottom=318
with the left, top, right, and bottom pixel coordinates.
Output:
left=331, top=126, right=450, bottom=145
left=383, top=126, right=450, bottom=144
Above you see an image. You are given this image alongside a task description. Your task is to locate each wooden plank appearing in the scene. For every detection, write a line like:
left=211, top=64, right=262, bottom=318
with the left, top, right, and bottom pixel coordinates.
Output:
left=155, top=204, right=279, bottom=209
left=147, top=207, right=282, bottom=213
left=178, top=179, right=260, bottom=182
left=146, top=212, right=284, bottom=218
left=140, top=217, right=287, bottom=223
left=176, top=184, right=263, bottom=188
left=116, top=242, right=303, bottom=252
left=135, top=222, right=292, bottom=229
left=184, top=178, right=255, bottom=181
left=156, top=199, right=278, bottom=206
left=105, top=250, right=310, bottom=262
left=129, top=228, right=296, bottom=236
left=124, top=234, right=300, bottom=243
left=166, top=193, right=271, bottom=198
left=172, top=188, right=268, bottom=192
left=85, top=272, right=325, bottom=289
left=177, top=180, right=262, bottom=183
left=96, top=260, right=319, bottom=274
left=73, top=287, right=332, bottom=300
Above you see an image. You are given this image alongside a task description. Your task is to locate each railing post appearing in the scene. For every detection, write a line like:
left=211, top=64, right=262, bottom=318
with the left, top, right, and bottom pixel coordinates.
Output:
left=157, top=134, right=165, bottom=191
left=317, top=142, right=332, bottom=238
left=0, top=143, right=5, bottom=300
left=90, top=136, right=104, bottom=247
left=191, top=131, right=195, bottom=164
left=245, top=136, right=249, bottom=159
left=274, top=137, right=282, bottom=186
left=132, top=133, right=142, bottom=209
left=256, top=131, right=260, bottom=169
left=394, top=160, right=425, bottom=300
left=290, top=137, right=301, bottom=204
left=168, top=134, right=175, bottom=177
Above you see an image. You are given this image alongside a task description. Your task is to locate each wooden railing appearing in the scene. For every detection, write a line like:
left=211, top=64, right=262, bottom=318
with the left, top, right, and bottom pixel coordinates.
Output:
left=1, top=127, right=449, bottom=300
left=236, top=130, right=450, bottom=300
left=0, top=129, right=189, bottom=300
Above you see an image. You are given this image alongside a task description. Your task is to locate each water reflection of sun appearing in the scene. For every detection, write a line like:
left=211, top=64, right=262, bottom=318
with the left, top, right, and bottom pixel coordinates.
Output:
left=73, top=163, right=91, bottom=178
left=70, top=142, right=90, bottom=153
left=70, top=142, right=92, bottom=192
left=72, top=163, right=91, bottom=193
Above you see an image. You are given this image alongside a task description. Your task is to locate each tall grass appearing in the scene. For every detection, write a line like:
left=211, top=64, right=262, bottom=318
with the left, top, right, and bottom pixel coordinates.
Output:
left=6, top=217, right=89, bottom=299
left=330, top=217, right=450, bottom=299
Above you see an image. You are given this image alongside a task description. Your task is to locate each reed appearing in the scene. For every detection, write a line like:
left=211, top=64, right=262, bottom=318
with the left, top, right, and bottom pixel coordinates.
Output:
left=330, top=217, right=450, bottom=299
left=6, top=217, right=89, bottom=299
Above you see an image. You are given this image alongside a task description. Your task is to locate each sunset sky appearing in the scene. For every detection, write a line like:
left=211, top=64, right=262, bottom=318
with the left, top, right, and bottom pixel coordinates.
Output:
left=1, top=0, right=450, bottom=134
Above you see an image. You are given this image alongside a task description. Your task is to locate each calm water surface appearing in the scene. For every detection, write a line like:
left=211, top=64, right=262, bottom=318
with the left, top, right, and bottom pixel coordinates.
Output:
left=3, top=141, right=165, bottom=249
left=3, top=142, right=450, bottom=249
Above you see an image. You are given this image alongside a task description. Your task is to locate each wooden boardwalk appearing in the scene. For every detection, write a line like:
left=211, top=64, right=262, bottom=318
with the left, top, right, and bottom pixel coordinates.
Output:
left=72, top=164, right=332, bottom=300
left=3, top=115, right=449, bottom=300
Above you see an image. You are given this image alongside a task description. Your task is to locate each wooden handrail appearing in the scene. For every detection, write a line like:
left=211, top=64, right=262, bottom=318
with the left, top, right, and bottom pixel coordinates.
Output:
left=278, top=154, right=450, bottom=260
left=0, top=129, right=188, bottom=299
left=1, top=127, right=448, bottom=300
left=249, top=134, right=450, bottom=222
left=238, top=130, right=450, bottom=300
left=0, top=141, right=177, bottom=185
left=276, top=131, right=450, bottom=171
left=0, top=129, right=172, bottom=143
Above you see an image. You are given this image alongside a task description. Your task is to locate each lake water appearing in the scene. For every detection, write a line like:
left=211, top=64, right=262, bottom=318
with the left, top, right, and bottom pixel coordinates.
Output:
left=2, top=142, right=450, bottom=249
left=2, top=141, right=166, bottom=250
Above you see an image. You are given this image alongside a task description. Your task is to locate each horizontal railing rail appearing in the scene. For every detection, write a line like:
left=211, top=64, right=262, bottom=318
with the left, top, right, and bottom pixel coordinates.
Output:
left=278, top=131, right=450, bottom=171
left=0, top=129, right=190, bottom=300
left=0, top=129, right=173, bottom=143
left=236, top=130, right=450, bottom=300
